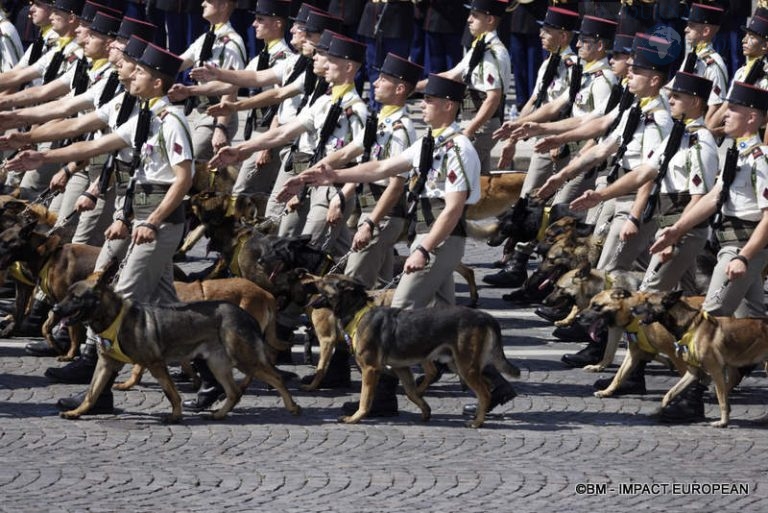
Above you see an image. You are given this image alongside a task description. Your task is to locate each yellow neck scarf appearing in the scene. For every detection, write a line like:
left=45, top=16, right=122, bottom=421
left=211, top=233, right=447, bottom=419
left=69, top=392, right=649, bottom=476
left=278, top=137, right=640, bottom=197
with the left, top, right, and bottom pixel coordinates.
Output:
left=91, top=58, right=109, bottom=72
left=57, top=36, right=73, bottom=50
left=379, top=104, right=399, bottom=119
left=267, top=38, right=281, bottom=50
left=639, top=96, right=658, bottom=109
left=331, top=83, right=354, bottom=102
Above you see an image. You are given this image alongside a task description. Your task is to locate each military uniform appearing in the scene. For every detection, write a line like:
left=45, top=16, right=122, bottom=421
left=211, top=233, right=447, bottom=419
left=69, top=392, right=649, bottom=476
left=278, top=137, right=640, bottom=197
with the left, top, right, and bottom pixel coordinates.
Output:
left=642, top=116, right=719, bottom=292
left=344, top=104, right=417, bottom=288
left=392, top=119, right=481, bottom=309
left=0, top=11, right=24, bottom=73
left=456, top=29, right=511, bottom=175
left=180, top=21, right=246, bottom=160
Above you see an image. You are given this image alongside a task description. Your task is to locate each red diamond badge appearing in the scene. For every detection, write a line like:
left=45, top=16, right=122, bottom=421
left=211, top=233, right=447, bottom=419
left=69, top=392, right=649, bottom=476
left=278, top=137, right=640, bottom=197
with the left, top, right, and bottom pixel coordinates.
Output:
left=692, top=174, right=701, bottom=186
left=487, top=74, right=495, bottom=85
left=174, top=142, right=183, bottom=155
left=448, top=170, right=457, bottom=184
left=763, top=187, right=768, bottom=200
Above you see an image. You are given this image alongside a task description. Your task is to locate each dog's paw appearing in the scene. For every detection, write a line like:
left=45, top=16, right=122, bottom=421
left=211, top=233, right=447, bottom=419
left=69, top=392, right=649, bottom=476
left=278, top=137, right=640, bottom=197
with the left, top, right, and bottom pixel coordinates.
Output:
left=57, top=355, right=75, bottom=362
left=60, top=411, right=81, bottom=420
left=593, top=390, right=612, bottom=398
left=161, top=414, right=182, bottom=424
left=582, top=364, right=605, bottom=373
left=338, top=415, right=360, bottom=424
left=465, top=419, right=484, bottom=428
left=710, top=420, right=728, bottom=428
left=290, top=404, right=302, bottom=416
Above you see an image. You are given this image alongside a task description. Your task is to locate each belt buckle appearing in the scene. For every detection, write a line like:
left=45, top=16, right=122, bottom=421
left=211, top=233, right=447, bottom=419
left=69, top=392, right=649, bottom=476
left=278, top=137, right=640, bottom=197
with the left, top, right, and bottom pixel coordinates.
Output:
left=134, top=191, right=148, bottom=206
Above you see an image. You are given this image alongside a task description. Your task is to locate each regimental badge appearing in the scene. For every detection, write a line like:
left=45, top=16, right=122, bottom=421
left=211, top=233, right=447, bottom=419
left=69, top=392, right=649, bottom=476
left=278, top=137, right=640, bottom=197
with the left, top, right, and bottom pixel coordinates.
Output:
left=487, top=74, right=495, bottom=86
left=763, top=187, right=768, bottom=200
left=644, top=113, right=656, bottom=125
left=220, top=35, right=230, bottom=44
left=692, top=174, right=702, bottom=186
left=447, top=170, right=457, bottom=184
left=713, top=85, right=721, bottom=95
left=174, top=142, right=183, bottom=155
left=753, top=147, right=764, bottom=159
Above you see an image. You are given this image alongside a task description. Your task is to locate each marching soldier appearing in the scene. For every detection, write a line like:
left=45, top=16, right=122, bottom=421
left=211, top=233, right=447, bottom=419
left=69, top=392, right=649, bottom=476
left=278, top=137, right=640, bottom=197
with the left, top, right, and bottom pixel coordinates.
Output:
left=0, top=5, right=24, bottom=72
left=433, top=0, right=511, bottom=175
left=168, top=0, right=246, bottom=161
left=649, top=82, right=768, bottom=423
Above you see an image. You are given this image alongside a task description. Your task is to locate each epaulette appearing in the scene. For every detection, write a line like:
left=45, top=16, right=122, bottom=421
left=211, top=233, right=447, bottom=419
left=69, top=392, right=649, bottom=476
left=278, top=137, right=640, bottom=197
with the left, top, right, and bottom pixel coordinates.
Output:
left=274, top=51, right=286, bottom=60
left=392, top=121, right=404, bottom=131
left=752, top=147, right=764, bottom=159
left=593, top=70, right=603, bottom=78
left=688, top=132, right=699, bottom=146
left=644, top=112, right=656, bottom=125
left=565, top=60, right=574, bottom=67
left=345, top=106, right=353, bottom=117
left=444, top=139, right=455, bottom=150
left=705, top=56, right=715, bottom=66
left=158, top=109, right=169, bottom=120
left=219, top=35, right=230, bottom=44
left=66, top=53, right=77, bottom=63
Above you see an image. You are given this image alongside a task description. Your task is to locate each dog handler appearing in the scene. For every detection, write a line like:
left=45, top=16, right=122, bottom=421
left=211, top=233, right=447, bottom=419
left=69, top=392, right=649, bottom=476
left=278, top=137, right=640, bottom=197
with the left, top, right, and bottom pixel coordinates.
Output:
left=650, top=82, right=768, bottom=423
left=5, top=43, right=193, bottom=414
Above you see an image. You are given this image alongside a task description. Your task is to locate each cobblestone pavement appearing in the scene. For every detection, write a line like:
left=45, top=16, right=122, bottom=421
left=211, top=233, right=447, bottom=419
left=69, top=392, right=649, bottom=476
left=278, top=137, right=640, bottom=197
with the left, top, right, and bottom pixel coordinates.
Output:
left=2, top=237, right=767, bottom=513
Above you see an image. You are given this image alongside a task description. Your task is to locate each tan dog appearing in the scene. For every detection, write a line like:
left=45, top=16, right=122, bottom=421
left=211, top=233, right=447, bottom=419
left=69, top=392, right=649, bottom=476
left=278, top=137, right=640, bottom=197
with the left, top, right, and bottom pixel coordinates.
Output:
left=466, top=172, right=525, bottom=220
left=53, top=262, right=301, bottom=422
left=575, top=288, right=695, bottom=398
left=310, top=274, right=520, bottom=428
left=632, top=290, right=768, bottom=428
left=114, top=277, right=286, bottom=391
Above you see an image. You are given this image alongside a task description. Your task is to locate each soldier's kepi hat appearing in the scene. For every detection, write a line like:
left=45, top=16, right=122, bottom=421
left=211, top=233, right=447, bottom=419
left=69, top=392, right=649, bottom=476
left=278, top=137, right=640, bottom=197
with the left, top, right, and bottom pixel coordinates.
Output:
left=89, top=11, right=121, bottom=37
left=424, top=74, right=466, bottom=102
left=377, top=53, right=423, bottom=85
left=612, top=33, right=635, bottom=55
left=464, top=0, right=508, bottom=18
left=117, top=17, right=157, bottom=43
left=538, top=6, right=579, bottom=32
left=137, top=43, right=183, bottom=79
left=684, top=3, right=724, bottom=26
left=292, top=3, right=319, bottom=24
left=121, top=35, right=150, bottom=61
left=579, top=15, right=617, bottom=40
left=304, top=11, right=342, bottom=35
left=726, top=81, right=768, bottom=111
left=326, top=35, right=365, bottom=64
left=666, top=70, right=713, bottom=99
left=631, top=45, right=673, bottom=74
left=79, top=1, right=120, bottom=23
left=251, top=0, right=291, bottom=18
left=52, top=0, right=86, bottom=15
left=742, top=15, right=768, bottom=40
left=316, top=29, right=340, bottom=52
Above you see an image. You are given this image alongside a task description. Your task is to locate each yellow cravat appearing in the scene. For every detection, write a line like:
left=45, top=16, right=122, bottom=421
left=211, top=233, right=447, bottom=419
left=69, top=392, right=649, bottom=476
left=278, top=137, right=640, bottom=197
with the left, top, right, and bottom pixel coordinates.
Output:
left=331, top=83, right=354, bottom=102
left=379, top=104, right=399, bottom=119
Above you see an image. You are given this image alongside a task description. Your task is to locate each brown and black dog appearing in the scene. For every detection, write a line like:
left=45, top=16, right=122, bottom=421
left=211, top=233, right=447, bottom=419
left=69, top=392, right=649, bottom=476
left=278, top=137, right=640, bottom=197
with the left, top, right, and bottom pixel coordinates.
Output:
left=114, top=277, right=287, bottom=391
left=53, top=261, right=302, bottom=422
left=575, top=288, right=693, bottom=398
left=632, top=290, right=768, bottom=428
left=310, top=274, right=520, bottom=428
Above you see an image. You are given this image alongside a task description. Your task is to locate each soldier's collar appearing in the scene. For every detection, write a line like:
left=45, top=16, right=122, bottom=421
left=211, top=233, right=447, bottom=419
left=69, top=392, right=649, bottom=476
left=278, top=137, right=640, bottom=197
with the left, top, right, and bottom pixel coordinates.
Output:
left=148, top=96, right=163, bottom=110
left=379, top=104, right=400, bottom=120
left=91, top=58, right=109, bottom=72
left=639, top=95, right=659, bottom=109
left=267, top=38, right=282, bottom=50
left=56, top=36, right=74, bottom=50
left=695, top=41, right=711, bottom=54
left=737, top=134, right=761, bottom=152
left=331, top=83, right=354, bottom=102
left=471, top=32, right=487, bottom=47
left=41, top=25, right=53, bottom=37
left=583, top=58, right=608, bottom=73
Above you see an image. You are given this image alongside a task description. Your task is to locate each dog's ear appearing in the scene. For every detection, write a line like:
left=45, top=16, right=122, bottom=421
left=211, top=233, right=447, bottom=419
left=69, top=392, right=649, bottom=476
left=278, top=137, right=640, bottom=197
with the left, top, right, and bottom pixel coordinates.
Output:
left=610, top=288, right=632, bottom=300
left=575, top=262, right=592, bottom=279
left=96, top=258, right=120, bottom=287
left=662, top=289, right=684, bottom=309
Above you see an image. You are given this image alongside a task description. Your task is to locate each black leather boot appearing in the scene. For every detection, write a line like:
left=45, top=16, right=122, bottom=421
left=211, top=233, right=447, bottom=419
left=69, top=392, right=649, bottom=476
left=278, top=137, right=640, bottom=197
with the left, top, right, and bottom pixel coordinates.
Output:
left=482, top=250, right=530, bottom=288
left=15, top=299, right=51, bottom=337
left=341, top=373, right=399, bottom=417
left=301, top=345, right=351, bottom=389
left=551, top=323, right=591, bottom=342
left=56, top=372, right=117, bottom=414
left=462, top=366, right=517, bottom=416
left=45, top=341, right=97, bottom=384
left=593, top=359, right=647, bottom=395
left=561, top=332, right=607, bottom=368
left=182, top=358, right=225, bottom=411
left=25, top=325, right=70, bottom=357
left=415, top=361, right=448, bottom=389
left=659, top=379, right=707, bottom=424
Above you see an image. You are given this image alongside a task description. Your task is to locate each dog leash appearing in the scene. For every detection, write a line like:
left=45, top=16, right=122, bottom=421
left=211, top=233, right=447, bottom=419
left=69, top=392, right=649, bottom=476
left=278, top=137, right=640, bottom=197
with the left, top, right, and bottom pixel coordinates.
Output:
left=380, top=271, right=404, bottom=291
left=327, top=250, right=352, bottom=275
left=711, top=279, right=729, bottom=304
left=45, top=210, right=78, bottom=236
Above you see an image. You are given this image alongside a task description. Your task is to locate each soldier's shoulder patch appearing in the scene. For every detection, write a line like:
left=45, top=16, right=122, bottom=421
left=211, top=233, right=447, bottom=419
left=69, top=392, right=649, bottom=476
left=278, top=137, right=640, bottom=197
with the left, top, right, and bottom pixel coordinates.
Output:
left=445, top=140, right=455, bottom=150
left=689, top=132, right=699, bottom=146
left=66, top=53, right=77, bottom=63
left=593, top=70, right=603, bottom=78
left=274, top=51, right=286, bottom=60
left=753, top=147, right=764, bottom=159
left=487, top=73, right=495, bottom=85
left=447, top=170, right=457, bottom=184
left=219, top=35, right=230, bottom=44
left=763, top=187, right=768, bottom=200
left=713, top=84, right=721, bottom=95
left=392, top=121, right=404, bottom=131
left=706, top=56, right=715, bottom=66
left=692, top=174, right=702, bottom=186
left=345, top=106, right=353, bottom=117
left=644, top=112, right=656, bottom=125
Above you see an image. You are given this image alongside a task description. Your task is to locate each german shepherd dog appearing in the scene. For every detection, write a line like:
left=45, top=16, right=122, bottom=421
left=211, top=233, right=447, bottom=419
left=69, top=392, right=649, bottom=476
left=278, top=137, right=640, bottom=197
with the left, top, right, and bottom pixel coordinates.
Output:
left=632, top=290, right=768, bottom=427
left=310, top=274, right=521, bottom=428
left=575, top=288, right=692, bottom=398
left=53, top=261, right=302, bottom=423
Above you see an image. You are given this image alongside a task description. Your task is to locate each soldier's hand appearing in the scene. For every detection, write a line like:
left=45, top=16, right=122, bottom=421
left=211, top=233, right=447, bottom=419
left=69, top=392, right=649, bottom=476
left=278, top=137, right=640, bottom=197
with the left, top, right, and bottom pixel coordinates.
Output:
left=352, top=222, right=373, bottom=251
left=76, top=193, right=96, bottom=212
left=167, top=84, right=190, bottom=102
left=0, top=131, right=31, bottom=151
left=326, top=196, right=342, bottom=225
left=284, top=195, right=300, bottom=212
left=105, top=220, right=129, bottom=240
left=133, top=223, right=157, bottom=245
left=404, top=249, right=427, bottom=274
left=277, top=176, right=305, bottom=202
left=256, top=149, right=272, bottom=167
left=207, top=101, right=236, bottom=117
left=49, top=168, right=69, bottom=191
left=4, top=150, right=44, bottom=171
left=657, top=245, right=674, bottom=264
left=211, top=128, right=228, bottom=153
left=209, top=145, right=242, bottom=168
left=303, top=163, right=337, bottom=186
left=649, top=226, right=680, bottom=254
left=726, top=256, right=748, bottom=281
left=619, top=218, right=638, bottom=241
left=534, top=135, right=563, bottom=153
left=570, top=190, right=601, bottom=211
left=536, top=172, right=567, bottom=201
left=0, top=111, right=18, bottom=131
left=496, top=140, right=516, bottom=169
left=189, top=63, right=220, bottom=82
left=512, top=121, right=543, bottom=140
left=493, top=120, right=519, bottom=140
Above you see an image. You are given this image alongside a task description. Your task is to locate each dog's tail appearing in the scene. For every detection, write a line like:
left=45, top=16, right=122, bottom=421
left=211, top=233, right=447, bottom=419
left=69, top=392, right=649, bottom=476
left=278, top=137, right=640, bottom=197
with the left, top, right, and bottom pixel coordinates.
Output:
left=487, top=320, right=521, bottom=379
left=465, top=220, right=500, bottom=241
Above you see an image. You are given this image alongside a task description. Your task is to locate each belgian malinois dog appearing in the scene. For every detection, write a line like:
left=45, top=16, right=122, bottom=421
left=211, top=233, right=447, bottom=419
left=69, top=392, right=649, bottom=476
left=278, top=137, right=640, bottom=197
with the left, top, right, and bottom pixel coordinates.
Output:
left=632, top=290, right=768, bottom=427
left=310, top=274, right=521, bottom=428
left=53, top=261, right=302, bottom=423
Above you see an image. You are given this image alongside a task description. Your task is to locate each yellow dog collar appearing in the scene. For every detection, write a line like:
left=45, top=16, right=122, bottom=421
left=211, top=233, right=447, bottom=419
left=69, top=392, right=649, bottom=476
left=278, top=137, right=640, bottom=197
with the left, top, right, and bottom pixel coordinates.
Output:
left=675, top=312, right=706, bottom=367
left=98, top=304, right=132, bottom=364
left=625, top=318, right=655, bottom=355
left=343, top=303, right=373, bottom=352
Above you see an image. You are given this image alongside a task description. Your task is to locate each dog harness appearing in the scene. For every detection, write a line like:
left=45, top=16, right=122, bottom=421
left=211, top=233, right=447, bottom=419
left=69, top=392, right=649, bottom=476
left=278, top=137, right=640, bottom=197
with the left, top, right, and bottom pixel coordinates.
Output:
left=8, top=261, right=35, bottom=287
left=342, top=303, right=374, bottom=352
left=97, top=304, right=132, bottom=364
left=624, top=319, right=655, bottom=355
left=675, top=312, right=704, bottom=367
